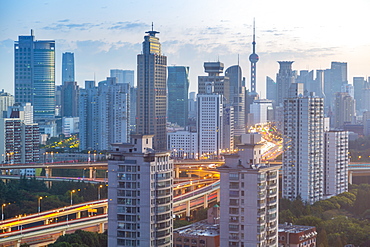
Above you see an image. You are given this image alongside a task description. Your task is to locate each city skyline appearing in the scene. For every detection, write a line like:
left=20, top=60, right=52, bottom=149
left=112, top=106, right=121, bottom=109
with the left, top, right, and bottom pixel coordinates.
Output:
left=1, top=0, right=369, bottom=97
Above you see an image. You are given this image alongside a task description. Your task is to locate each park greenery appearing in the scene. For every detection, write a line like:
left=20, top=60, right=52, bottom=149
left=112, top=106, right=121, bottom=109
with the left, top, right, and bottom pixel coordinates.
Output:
left=279, top=184, right=370, bottom=247
left=349, top=135, right=370, bottom=163
left=47, top=230, right=107, bottom=247
left=0, top=177, right=107, bottom=219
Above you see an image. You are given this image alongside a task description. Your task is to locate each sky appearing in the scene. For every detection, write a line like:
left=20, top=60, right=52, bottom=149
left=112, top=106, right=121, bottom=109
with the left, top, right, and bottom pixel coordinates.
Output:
left=1, top=0, right=369, bottom=98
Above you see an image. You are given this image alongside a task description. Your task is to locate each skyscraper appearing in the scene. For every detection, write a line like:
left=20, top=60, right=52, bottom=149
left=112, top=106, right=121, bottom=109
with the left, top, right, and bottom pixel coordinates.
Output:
left=353, top=77, right=366, bottom=111
left=324, top=62, right=347, bottom=108
left=283, top=83, right=324, bottom=204
left=62, top=52, right=75, bottom=84
left=167, top=66, right=189, bottom=127
left=332, top=92, right=355, bottom=129
left=136, top=28, right=167, bottom=151
left=14, top=30, right=55, bottom=119
left=266, top=76, right=277, bottom=102
left=276, top=61, right=295, bottom=106
left=108, top=135, right=173, bottom=247
left=0, top=90, right=14, bottom=116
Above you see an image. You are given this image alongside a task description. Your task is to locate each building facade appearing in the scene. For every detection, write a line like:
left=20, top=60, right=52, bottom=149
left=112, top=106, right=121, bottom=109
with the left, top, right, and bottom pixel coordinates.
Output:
left=167, top=66, right=190, bottom=127
left=276, top=61, right=295, bottom=106
left=278, top=224, right=317, bottom=247
left=219, top=139, right=280, bottom=246
left=0, top=90, right=14, bottom=116
left=283, top=84, right=324, bottom=204
left=15, top=30, right=55, bottom=119
left=61, top=81, right=79, bottom=117
left=110, top=69, right=135, bottom=87
left=167, top=130, right=197, bottom=159
left=136, top=29, right=167, bottom=151
left=333, top=92, right=355, bottom=129
left=108, top=135, right=173, bottom=247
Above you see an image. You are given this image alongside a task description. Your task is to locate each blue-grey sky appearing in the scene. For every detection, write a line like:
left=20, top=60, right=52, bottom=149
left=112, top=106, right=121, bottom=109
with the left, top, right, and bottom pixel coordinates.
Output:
left=1, top=0, right=369, bottom=97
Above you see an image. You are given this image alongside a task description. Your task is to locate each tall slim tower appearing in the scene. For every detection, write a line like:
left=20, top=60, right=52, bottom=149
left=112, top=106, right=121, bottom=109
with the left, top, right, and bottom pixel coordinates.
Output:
left=14, top=30, right=55, bottom=119
left=137, top=27, right=167, bottom=151
left=62, top=52, right=75, bottom=84
left=249, top=19, right=259, bottom=95
left=167, top=66, right=190, bottom=127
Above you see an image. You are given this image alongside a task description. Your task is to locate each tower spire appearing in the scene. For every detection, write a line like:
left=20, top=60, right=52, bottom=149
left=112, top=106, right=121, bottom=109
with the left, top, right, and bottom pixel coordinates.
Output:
left=249, top=18, right=259, bottom=94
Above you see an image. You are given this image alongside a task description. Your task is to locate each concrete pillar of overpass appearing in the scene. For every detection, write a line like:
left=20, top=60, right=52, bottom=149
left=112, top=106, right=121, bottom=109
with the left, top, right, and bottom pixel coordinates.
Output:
left=89, top=167, right=93, bottom=179
left=98, top=222, right=104, bottom=233
left=204, top=193, right=209, bottom=208
left=186, top=200, right=191, bottom=218
left=175, top=166, right=180, bottom=178
left=62, top=230, right=66, bottom=236
left=45, top=168, right=52, bottom=178
left=77, top=211, right=81, bottom=219
left=216, top=189, right=220, bottom=202
left=1, top=170, right=5, bottom=175
left=104, top=205, right=108, bottom=214
left=44, top=219, right=49, bottom=225
left=348, top=170, right=353, bottom=185
left=16, top=239, right=21, bottom=247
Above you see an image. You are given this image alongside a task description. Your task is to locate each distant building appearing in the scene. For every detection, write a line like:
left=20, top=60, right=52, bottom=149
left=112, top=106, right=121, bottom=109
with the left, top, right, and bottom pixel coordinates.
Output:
left=62, top=117, right=79, bottom=137
left=14, top=30, right=55, bottom=119
left=333, top=92, right=355, bottom=129
left=266, top=76, right=277, bottom=102
left=0, top=90, right=15, bottom=116
left=188, top=92, right=197, bottom=120
left=283, top=83, right=324, bottom=204
left=225, top=65, right=246, bottom=135
left=110, top=69, right=134, bottom=87
left=219, top=137, right=280, bottom=246
left=173, top=221, right=220, bottom=247
left=136, top=29, right=167, bottom=150
left=276, top=61, right=295, bottom=106
left=249, top=99, right=273, bottom=125
left=324, top=62, right=347, bottom=109
left=108, top=135, right=173, bottom=247
left=79, top=78, right=130, bottom=151
left=167, top=66, right=190, bottom=127
left=324, top=130, right=348, bottom=198
left=167, top=130, right=197, bottom=159
left=62, top=52, right=75, bottom=84
left=278, top=224, right=317, bottom=247
left=61, top=81, right=79, bottom=117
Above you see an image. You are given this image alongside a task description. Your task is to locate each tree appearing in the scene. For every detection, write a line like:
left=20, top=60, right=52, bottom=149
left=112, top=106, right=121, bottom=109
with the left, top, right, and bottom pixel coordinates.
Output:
left=317, top=229, right=329, bottom=247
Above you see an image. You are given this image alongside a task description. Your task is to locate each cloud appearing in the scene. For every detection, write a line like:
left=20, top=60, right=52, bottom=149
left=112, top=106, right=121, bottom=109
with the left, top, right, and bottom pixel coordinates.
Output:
left=58, top=19, right=70, bottom=23
left=108, top=21, right=147, bottom=30
left=43, top=23, right=100, bottom=31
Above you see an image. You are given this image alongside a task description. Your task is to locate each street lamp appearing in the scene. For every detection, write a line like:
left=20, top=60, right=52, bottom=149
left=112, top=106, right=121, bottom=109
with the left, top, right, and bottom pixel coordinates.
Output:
left=38, top=197, right=43, bottom=213
left=2, top=203, right=9, bottom=221
left=70, top=190, right=76, bottom=205
left=98, top=185, right=103, bottom=200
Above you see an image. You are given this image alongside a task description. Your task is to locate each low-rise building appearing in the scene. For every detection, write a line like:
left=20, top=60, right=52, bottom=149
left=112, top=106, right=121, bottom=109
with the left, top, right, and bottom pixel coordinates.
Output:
left=174, top=221, right=220, bottom=247
left=278, top=224, right=317, bottom=247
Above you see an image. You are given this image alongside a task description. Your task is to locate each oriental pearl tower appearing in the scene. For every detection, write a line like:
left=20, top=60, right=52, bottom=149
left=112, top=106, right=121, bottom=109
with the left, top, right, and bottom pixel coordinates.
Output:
left=249, top=19, right=259, bottom=96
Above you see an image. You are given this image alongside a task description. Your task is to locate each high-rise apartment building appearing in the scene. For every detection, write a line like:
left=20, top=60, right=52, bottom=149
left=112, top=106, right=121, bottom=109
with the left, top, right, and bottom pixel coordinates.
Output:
left=62, top=52, right=75, bottom=84
left=332, top=92, right=355, bottom=129
left=219, top=137, right=280, bottom=246
left=225, top=65, right=245, bottom=135
left=108, top=134, right=173, bottom=247
left=136, top=29, right=167, bottom=151
left=0, top=103, right=40, bottom=164
left=276, top=61, right=295, bottom=106
left=167, top=66, right=189, bottom=127
left=324, top=130, right=348, bottom=198
left=79, top=78, right=130, bottom=151
left=167, top=130, right=197, bottom=159
left=14, top=30, right=55, bottom=119
left=283, top=83, right=324, bottom=204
